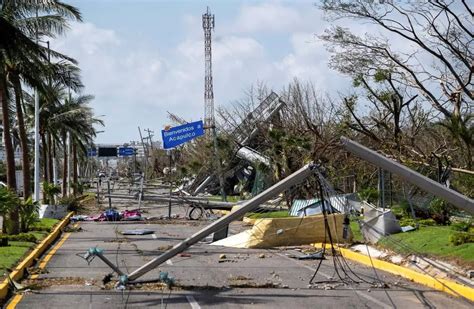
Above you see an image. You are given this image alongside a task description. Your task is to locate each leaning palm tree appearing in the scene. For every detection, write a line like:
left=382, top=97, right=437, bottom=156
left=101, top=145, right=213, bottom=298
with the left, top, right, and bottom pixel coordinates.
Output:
left=1, top=0, right=82, bottom=202
left=0, top=16, right=49, bottom=234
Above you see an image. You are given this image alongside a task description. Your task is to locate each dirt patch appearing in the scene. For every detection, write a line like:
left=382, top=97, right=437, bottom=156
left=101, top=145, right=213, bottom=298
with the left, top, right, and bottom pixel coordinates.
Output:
left=21, top=277, right=91, bottom=290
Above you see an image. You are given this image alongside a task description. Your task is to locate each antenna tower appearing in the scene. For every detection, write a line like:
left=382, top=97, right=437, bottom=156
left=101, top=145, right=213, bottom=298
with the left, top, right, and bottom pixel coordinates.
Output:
left=202, top=6, right=215, bottom=129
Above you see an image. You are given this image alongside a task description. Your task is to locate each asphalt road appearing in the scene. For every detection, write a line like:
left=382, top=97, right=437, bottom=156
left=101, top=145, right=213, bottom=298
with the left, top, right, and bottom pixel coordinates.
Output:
left=5, top=202, right=474, bottom=309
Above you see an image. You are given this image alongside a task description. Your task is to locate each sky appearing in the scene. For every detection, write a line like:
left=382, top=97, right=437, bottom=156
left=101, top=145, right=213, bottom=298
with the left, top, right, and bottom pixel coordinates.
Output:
left=52, top=0, right=353, bottom=144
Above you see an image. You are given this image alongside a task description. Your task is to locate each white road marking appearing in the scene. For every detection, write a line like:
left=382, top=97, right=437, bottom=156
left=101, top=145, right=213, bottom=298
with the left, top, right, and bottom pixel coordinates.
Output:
left=151, top=234, right=157, bottom=239
left=166, top=259, right=173, bottom=265
left=186, top=295, right=201, bottom=309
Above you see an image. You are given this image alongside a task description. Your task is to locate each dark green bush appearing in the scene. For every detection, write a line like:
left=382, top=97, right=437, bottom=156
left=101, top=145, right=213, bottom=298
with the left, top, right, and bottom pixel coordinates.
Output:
left=28, top=226, right=51, bottom=232
left=0, top=233, right=37, bottom=242
left=429, top=198, right=455, bottom=225
left=449, top=232, right=473, bottom=246
left=451, top=220, right=472, bottom=232
left=358, top=187, right=378, bottom=204
left=418, top=218, right=437, bottom=226
left=399, top=218, right=417, bottom=227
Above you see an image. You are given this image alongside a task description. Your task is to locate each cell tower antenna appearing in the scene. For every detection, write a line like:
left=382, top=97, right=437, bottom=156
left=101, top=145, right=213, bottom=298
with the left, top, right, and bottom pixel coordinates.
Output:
left=202, top=6, right=215, bottom=129
left=202, top=7, right=227, bottom=207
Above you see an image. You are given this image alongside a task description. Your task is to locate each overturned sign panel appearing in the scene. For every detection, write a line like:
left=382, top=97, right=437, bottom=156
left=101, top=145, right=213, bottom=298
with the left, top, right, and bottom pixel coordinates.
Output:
left=161, top=120, right=204, bottom=149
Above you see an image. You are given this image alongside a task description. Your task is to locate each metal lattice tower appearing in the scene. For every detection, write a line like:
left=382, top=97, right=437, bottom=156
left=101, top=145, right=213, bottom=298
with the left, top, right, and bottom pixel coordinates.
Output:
left=202, top=7, right=215, bottom=129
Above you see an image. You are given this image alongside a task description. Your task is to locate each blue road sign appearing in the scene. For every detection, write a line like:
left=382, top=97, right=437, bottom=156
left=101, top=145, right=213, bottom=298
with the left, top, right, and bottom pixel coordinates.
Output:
left=87, top=148, right=97, bottom=157
left=161, top=120, right=204, bottom=149
left=118, top=147, right=135, bottom=156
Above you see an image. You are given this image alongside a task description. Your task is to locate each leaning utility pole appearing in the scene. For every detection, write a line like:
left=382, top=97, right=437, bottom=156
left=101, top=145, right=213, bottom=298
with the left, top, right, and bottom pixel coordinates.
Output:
left=203, top=7, right=226, bottom=202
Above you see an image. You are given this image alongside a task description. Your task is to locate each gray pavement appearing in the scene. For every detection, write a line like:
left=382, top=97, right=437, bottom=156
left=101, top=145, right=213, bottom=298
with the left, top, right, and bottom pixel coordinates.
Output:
left=6, top=200, right=474, bottom=309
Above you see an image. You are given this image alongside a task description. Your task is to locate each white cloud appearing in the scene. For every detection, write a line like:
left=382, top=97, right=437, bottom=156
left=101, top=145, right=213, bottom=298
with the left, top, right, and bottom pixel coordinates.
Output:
left=50, top=2, right=349, bottom=143
left=233, top=3, right=304, bottom=33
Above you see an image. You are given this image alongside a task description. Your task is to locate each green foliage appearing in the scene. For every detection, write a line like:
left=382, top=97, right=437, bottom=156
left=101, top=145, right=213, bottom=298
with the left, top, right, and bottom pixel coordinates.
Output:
left=429, top=198, right=455, bottom=225
left=399, top=218, right=417, bottom=227
left=0, top=233, right=37, bottom=242
left=451, top=173, right=474, bottom=198
left=0, top=241, right=33, bottom=277
left=449, top=232, right=473, bottom=246
left=451, top=220, right=472, bottom=232
left=393, top=200, right=430, bottom=220
left=58, top=195, right=81, bottom=212
left=29, top=218, right=59, bottom=232
left=418, top=218, right=437, bottom=226
left=350, top=219, right=363, bottom=243
left=378, top=226, right=474, bottom=262
left=42, top=182, right=61, bottom=205
left=19, top=197, right=39, bottom=232
left=0, top=186, right=18, bottom=216
left=358, top=187, right=378, bottom=204
left=373, top=69, right=390, bottom=82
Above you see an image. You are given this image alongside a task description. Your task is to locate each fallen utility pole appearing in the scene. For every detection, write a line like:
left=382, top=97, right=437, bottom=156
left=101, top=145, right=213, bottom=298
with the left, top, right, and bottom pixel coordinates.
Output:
left=341, top=137, right=474, bottom=214
left=83, top=162, right=317, bottom=284
left=105, top=193, right=237, bottom=210
left=126, top=162, right=315, bottom=281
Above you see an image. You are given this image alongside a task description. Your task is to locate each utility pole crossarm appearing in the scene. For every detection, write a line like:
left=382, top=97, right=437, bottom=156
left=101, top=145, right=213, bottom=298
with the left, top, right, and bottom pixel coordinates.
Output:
left=341, top=137, right=474, bottom=214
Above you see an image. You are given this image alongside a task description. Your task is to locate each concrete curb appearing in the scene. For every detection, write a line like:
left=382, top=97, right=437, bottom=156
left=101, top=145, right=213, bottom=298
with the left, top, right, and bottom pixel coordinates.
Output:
left=0, top=212, right=74, bottom=301
left=312, top=243, right=474, bottom=302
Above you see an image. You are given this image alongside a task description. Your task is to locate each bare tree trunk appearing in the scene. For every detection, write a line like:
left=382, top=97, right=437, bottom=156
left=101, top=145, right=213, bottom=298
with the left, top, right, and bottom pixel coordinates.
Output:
left=47, top=133, right=53, bottom=183
left=0, top=73, right=18, bottom=234
left=62, top=132, right=68, bottom=197
left=41, top=132, right=48, bottom=203
left=11, top=73, right=31, bottom=199
left=72, top=141, right=78, bottom=196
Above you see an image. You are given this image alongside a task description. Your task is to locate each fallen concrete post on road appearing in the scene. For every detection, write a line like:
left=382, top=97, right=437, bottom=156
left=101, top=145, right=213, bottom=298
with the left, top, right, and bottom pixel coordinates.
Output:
left=81, top=162, right=316, bottom=286
left=105, top=193, right=237, bottom=210
left=119, top=162, right=317, bottom=283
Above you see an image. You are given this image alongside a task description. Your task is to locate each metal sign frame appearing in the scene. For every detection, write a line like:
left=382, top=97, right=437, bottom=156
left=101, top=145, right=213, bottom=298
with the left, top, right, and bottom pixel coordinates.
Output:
left=161, top=120, right=204, bottom=149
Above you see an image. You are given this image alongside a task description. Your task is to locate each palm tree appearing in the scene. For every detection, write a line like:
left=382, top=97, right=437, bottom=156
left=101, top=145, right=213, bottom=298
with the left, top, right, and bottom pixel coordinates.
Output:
left=0, top=16, right=49, bottom=233
left=1, top=0, right=82, bottom=203
left=55, top=94, right=102, bottom=196
left=1, top=1, right=81, bottom=233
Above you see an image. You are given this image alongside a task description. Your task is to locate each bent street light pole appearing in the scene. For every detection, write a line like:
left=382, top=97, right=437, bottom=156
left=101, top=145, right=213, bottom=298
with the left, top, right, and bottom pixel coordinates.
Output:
left=341, top=137, right=474, bottom=214
left=127, top=162, right=317, bottom=281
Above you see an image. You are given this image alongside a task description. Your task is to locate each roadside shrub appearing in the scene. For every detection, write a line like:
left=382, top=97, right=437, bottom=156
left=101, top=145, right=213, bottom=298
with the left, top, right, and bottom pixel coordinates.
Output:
left=19, top=197, right=39, bottom=232
left=390, top=205, right=405, bottom=219
left=0, top=186, right=20, bottom=234
left=449, top=232, right=473, bottom=246
left=399, top=218, right=417, bottom=227
left=1, top=233, right=37, bottom=242
left=29, top=226, right=51, bottom=232
left=429, top=198, right=455, bottom=225
left=358, top=187, right=378, bottom=204
left=418, top=219, right=437, bottom=226
left=451, top=220, right=472, bottom=232
left=43, top=182, right=61, bottom=205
